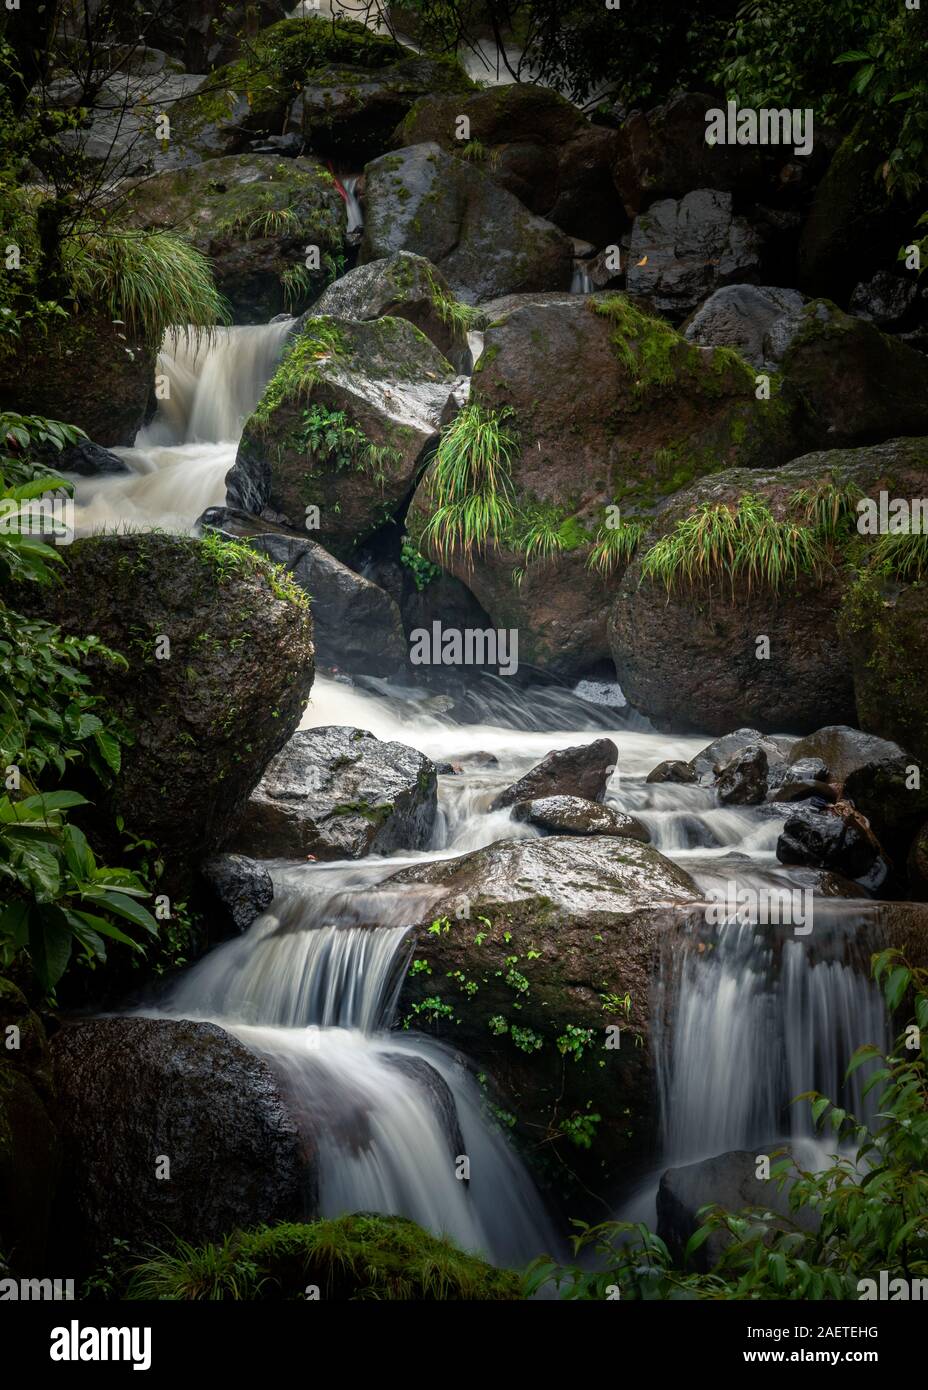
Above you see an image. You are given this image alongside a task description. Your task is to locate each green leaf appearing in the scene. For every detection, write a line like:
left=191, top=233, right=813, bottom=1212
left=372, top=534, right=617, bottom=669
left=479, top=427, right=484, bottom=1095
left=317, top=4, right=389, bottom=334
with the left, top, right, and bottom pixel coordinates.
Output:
left=88, top=889, right=158, bottom=936
left=92, top=727, right=121, bottom=773
left=28, top=906, right=73, bottom=991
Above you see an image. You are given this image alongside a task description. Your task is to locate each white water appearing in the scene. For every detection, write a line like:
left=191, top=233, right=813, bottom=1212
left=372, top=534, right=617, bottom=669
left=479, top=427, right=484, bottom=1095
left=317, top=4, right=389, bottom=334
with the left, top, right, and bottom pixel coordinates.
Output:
left=571, top=262, right=594, bottom=294
left=70, top=320, right=293, bottom=533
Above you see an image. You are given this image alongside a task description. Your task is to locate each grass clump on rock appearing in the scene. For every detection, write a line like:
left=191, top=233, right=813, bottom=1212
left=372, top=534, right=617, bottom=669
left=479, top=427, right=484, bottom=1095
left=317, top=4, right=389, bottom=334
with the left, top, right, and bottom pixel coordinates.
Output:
left=421, top=403, right=519, bottom=562
left=123, top=1214, right=523, bottom=1301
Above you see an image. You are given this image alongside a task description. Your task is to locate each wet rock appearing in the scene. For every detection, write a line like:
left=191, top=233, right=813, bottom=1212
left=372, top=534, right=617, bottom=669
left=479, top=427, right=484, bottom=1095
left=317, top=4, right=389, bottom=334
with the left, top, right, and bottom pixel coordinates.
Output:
left=511, top=795, right=650, bottom=842
left=51, top=1017, right=309, bottom=1264
left=53, top=441, right=129, bottom=477
left=849, top=271, right=918, bottom=330
left=626, top=190, right=763, bottom=323
left=776, top=804, right=883, bottom=880
left=381, top=835, right=701, bottom=1182
left=198, top=512, right=408, bottom=677
left=489, top=738, right=618, bottom=811
left=0, top=979, right=58, bottom=1271
left=786, top=726, right=906, bottom=790
left=770, top=758, right=837, bottom=803
left=26, top=534, right=314, bottom=888
left=657, top=1149, right=817, bottom=1269
left=688, top=730, right=788, bottom=786
left=716, top=744, right=769, bottom=805
left=646, top=759, right=697, bottom=785
left=683, top=283, right=806, bottom=371
left=229, top=314, right=459, bottom=559
left=198, top=853, right=274, bottom=937
left=361, top=143, right=574, bottom=304
left=909, top=822, right=928, bottom=900
left=123, top=154, right=347, bottom=321
left=839, top=573, right=928, bottom=767
left=843, top=754, right=928, bottom=869
left=381, top=1053, right=467, bottom=1169
left=53, top=69, right=206, bottom=174
left=234, top=726, right=437, bottom=860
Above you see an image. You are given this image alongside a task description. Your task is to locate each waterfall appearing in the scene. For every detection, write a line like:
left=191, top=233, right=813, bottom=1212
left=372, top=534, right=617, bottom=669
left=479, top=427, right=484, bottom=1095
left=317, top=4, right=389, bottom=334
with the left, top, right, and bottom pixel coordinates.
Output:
left=340, top=175, right=363, bottom=236
left=571, top=261, right=593, bottom=294
left=160, top=864, right=556, bottom=1266
left=69, top=319, right=293, bottom=534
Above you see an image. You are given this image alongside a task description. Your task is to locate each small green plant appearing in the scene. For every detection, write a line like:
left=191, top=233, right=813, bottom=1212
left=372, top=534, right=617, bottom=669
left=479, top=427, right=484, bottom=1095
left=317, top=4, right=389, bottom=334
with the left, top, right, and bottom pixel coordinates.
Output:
left=424, top=268, right=488, bottom=342
left=790, top=478, right=865, bottom=542
left=297, top=404, right=401, bottom=483
left=198, top=531, right=308, bottom=608
left=870, top=530, right=928, bottom=582
left=556, top=1024, right=595, bottom=1063
left=510, top=1025, right=543, bottom=1054
left=587, top=519, right=646, bottom=576
left=400, top=539, right=441, bottom=591
left=421, top=404, right=519, bottom=562
left=558, top=1106, right=602, bottom=1150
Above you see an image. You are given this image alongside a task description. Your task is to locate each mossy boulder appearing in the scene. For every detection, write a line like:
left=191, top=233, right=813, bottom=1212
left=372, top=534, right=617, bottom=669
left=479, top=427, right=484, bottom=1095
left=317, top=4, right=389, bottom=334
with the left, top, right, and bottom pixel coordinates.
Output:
left=609, top=440, right=928, bottom=735
left=0, top=313, right=157, bottom=447
left=26, top=533, right=314, bottom=887
left=0, top=978, right=58, bottom=1272
left=297, top=56, right=473, bottom=164
left=229, top=314, right=459, bottom=559
left=779, top=300, right=928, bottom=448
left=839, top=572, right=928, bottom=768
left=372, top=835, right=701, bottom=1191
left=172, top=17, right=403, bottom=156
left=360, top=143, right=574, bottom=304
left=407, top=293, right=808, bottom=678
left=123, top=154, right=347, bottom=322
left=394, top=83, right=624, bottom=244
left=122, top=1214, right=523, bottom=1299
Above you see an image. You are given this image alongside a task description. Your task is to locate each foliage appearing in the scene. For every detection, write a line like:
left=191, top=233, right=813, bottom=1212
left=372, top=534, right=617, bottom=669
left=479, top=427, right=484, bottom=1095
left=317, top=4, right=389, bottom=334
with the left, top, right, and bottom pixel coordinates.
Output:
left=400, top=538, right=441, bottom=591
left=587, top=519, right=646, bottom=576
left=639, top=494, right=828, bottom=597
left=120, top=1214, right=523, bottom=1301
left=869, top=530, right=928, bottom=583
left=198, top=531, right=308, bottom=609
left=425, top=269, right=488, bottom=343
left=529, top=949, right=928, bottom=1300
left=420, top=404, right=519, bottom=562
left=790, top=478, right=865, bottom=543
left=296, top=403, right=401, bottom=484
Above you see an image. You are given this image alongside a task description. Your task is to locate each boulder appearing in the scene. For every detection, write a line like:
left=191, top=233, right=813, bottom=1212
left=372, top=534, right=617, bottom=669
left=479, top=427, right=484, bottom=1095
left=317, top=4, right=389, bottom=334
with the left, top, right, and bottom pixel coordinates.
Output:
left=234, top=726, right=437, bottom=859
left=198, top=510, right=408, bottom=675
left=785, top=725, right=908, bottom=789
left=51, top=1017, right=308, bottom=1264
left=776, top=803, right=883, bottom=881
left=360, top=143, right=574, bottom=304
left=198, top=853, right=274, bottom=937
left=55, top=0, right=290, bottom=72
left=229, top=314, right=459, bottom=559
left=849, top=271, right=919, bottom=330
left=716, top=744, right=769, bottom=805
left=770, top=757, right=837, bottom=804
left=395, top=83, right=625, bottom=244
left=53, top=441, right=129, bottom=477
left=0, top=313, right=157, bottom=448
left=511, top=796, right=650, bottom=841
left=657, top=1148, right=817, bottom=1269
left=778, top=300, right=928, bottom=448
left=295, top=56, right=473, bottom=163
left=0, top=979, right=58, bottom=1271
left=312, top=251, right=479, bottom=368
left=688, top=729, right=789, bottom=786
left=843, top=756, right=928, bottom=870
left=489, top=738, right=618, bottom=811
left=123, top=154, right=347, bottom=322
left=646, top=759, right=697, bottom=785
left=52, top=69, right=206, bottom=175
left=625, top=190, right=764, bottom=323
left=609, top=441, right=928, bottom=735
left=840, top=573, right=928, bottom=767
left=378, top=835, right=701, bottom=1182
left=27, top=533, right=314, bottom=885
left=683, top=283, right=806, bottom=371
left=408, top=293, right=806, bottom=678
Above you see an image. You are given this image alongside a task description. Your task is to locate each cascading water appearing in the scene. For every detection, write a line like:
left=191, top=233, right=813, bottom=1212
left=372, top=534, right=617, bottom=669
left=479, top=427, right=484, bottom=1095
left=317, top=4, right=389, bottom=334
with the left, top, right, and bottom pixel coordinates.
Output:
left=571, top=261, right=594, bottom=294
left=69, top=319, right=294, bottom=533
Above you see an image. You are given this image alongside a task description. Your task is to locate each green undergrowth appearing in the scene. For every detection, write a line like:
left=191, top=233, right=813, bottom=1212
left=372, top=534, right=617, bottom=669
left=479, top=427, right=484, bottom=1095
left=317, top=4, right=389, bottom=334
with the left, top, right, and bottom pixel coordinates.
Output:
left=119, top=1215, right=522, bottom=1301
left=420, top=403, right=519, bottom=561
left=250, top=318, right=347, bottom=424
left=590, top=294, right=756, bottom=397
left=198, top=531, right=308, bottom=609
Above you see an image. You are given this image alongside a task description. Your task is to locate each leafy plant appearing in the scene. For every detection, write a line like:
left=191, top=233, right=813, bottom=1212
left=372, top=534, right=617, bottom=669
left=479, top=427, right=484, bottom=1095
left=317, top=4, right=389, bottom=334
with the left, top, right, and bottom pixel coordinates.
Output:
left=400, top=539, right=441, bottom=591
left=869, top=529, right=928, bottom=582
left=297, top=404, right=401, bottom=483
left=790, top=478, right=865, bottom=542
left=420, top=404, right=519, bottom=562
left=587, top=519, right=646, bottom=576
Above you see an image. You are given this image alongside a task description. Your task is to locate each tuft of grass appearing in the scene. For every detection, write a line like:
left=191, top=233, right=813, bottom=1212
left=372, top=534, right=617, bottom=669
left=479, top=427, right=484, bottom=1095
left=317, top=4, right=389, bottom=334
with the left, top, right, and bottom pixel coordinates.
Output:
left=424, top=269, right=488, bottom=343
left=587, top=519, right=646, bottom=575
left=870, top=530, right=928, bottom=581
left=62, top=227, right=229, bottom=344
left=639, top=494, right=828, bottom=597
left=790, top=478, right=865, bottom=542
left=421, top=404, right=519, bottom=563
left=123, top=1215, right=523, bottom=1301
left=198, top=530, right=308, bottom=609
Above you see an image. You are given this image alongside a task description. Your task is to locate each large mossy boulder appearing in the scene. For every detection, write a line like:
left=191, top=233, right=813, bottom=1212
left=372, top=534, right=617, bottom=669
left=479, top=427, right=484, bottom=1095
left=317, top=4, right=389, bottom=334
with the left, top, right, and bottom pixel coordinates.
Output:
left=360, top=143, right=574, bottom=304
left=0, top=314, right=157, bottom=447
left=51, top=1017, right=308, bottom=1266
left=228, top=313, right=459, bottom=559
left=374, top=836, right=701, bottom=1187
left=395, top=83, right=624, bottom=244
left=609, top=440, right=928, bottom=735
left=123, top=154, right=347, bottom=322
left=28, top=533, right=314, bottom=885
left=234, top=726, right=437, bottom=859
left=840, top=573, right=928, bottom=767
left=0, top=978, right=59, bottom=1272
left=407, top=293, right=808, bottom=678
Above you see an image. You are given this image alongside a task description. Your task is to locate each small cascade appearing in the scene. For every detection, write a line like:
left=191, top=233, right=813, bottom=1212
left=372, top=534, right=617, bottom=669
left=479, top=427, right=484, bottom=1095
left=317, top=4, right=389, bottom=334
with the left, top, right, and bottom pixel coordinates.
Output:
left=464, top=329, right=485, bottom=375
left=70, top=319, right=293, bottom=534
left=571, top=260, right=594, bottom=294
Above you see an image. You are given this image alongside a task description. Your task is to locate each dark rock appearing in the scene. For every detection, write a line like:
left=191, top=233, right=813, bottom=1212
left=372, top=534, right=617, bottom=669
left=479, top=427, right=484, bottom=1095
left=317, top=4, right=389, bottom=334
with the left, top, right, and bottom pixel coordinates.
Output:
left=626, top=190, right=763, bottom=323
left=770, top=758, right=838, bottom=804
left=382, top=1053, right=467, bottom=1169
left=51, top=1016, right=308, bottom=1265
left=839, top=573, right=928, bottom=767
left=0, top=979, right=58, bottom=1271
left=776, top=804, right=882, bottom=880
left=717, top=744, right=769, bottom=805
left=843, top=755, right=928, bottom=868
left=198, top=853, right=274, bottom=937
left=511, top=795, right=650, bottom=841
left=786, top=726, right=906, bottom=790
left=849, top=271, right=918, bottom=330
left=54, top=441, right=129, bottom=476
left=490, top=738, right=618, bottom=811
left=688, top=730, right=788, bottom=786
left=234, top=726, right=437, bottom=860
left=683, top=283, right=806, bottom=371
left=909, top=822, right=928, bottom=900
left=646, top=759, right=697, bottom=785
left=361, top=143, right=574, bottom=304
left=198, top=513, right=408, bottom=676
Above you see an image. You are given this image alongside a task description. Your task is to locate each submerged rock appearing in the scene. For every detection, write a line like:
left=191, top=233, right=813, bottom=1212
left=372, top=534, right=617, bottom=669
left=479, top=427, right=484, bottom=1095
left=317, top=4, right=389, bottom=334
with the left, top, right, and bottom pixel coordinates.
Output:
left=198, top=853, right=274, bottom=937
left=234, top=726, right=437, bottom=859
left=490, top=738, right=618, bottom=811
left=52, top=1016, right=309, bottom=1264
left=511, top=795, right=650, bottom=841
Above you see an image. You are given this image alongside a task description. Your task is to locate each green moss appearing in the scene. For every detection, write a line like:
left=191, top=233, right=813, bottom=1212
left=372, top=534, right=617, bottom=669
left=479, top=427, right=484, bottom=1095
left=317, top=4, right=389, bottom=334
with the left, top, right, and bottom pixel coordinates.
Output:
left=122, top=1214, right=522, bottom=1300
left=251, top=318, right=347, bottom=423
left=198, top=532, right=308, bottom=610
